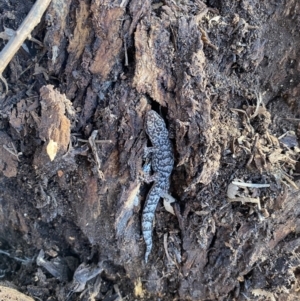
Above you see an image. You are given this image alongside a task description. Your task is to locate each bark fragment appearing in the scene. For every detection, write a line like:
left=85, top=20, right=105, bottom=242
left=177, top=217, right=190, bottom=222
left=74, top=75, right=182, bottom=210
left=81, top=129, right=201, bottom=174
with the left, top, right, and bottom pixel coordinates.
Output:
left=33, top=85, right=75, bottom=175
left=89, top=6, right=124, bottom=78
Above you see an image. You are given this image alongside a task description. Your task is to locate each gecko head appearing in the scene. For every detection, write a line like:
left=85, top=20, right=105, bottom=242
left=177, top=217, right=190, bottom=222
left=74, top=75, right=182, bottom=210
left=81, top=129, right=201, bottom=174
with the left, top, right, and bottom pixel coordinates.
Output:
left=145, top=110, right=167, bottom=136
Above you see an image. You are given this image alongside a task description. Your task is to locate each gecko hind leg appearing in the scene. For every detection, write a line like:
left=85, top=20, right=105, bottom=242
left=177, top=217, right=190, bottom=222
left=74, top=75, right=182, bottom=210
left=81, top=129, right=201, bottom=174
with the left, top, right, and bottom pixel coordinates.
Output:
left=141, top=168, right=159, bottom=184
left=143, top=146, right=156, bottom=160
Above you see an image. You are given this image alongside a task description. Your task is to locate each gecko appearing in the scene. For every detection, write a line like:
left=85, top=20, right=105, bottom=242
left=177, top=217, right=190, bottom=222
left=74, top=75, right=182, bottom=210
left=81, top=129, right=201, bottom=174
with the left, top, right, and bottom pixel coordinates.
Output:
left=142, top=110, right=174, bottom=263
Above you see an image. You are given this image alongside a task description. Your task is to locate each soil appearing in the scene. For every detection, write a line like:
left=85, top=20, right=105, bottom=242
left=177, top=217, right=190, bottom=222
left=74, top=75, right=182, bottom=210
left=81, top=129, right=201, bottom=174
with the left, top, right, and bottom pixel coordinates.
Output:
left=0, top=0, right=300, bottom=300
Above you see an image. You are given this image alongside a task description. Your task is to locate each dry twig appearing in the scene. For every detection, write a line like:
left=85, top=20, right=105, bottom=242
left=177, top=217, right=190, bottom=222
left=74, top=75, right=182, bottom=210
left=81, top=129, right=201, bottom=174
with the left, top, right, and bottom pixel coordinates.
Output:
left=228, top=196, right=261, bottom=210
left=0, top=0, right=51, bottom=94
left=88, top=130, right=105, bottom=179
left=231, top=181, right=270, bottom=188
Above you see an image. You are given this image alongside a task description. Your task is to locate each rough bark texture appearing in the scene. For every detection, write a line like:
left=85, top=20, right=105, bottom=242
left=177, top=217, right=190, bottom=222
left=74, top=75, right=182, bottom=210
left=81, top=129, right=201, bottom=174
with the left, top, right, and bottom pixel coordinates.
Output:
left=1, top=0, right=300, bottom=300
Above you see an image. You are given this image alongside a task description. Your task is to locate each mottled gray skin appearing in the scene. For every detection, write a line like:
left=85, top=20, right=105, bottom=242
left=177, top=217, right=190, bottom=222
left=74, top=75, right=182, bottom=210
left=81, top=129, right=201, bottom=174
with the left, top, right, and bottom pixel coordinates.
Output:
left=142, top=110, right=174, bottom=263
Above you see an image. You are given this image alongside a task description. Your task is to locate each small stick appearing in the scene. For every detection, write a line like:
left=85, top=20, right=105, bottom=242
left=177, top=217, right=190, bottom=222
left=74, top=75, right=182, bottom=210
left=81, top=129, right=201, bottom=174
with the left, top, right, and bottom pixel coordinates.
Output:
left=124, top=35, right=128, bottom=67
left=228, top=196, right=261, bottom=210
left=77, top=138, right=112, bottom=144
left=231, top=108, right=250, bottom=121
left=281, top=118, right=300, bottom=121
left=232, top=181, right=270, bottom=188
left=3, top=143, right=22, bottom=161
left=0, top=249, right=32, bottom=264
left=199, top=27, right=218, bottom=51
left=163, top=233, right=175, bottom=265
left=231, top=108, right=254, bottom=134
left=88, top=130, right=105, bottom=179
left=281, top=172, right=299, bottom=190
left=0, top=0, right=52, bottom=94
left=250, top=91, right=263, bottom=119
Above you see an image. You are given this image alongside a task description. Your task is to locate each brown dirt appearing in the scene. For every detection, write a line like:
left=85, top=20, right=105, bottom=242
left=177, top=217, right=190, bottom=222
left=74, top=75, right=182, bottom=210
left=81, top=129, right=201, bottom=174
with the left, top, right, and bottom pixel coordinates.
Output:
left=1, top=0, right=300, bottom=300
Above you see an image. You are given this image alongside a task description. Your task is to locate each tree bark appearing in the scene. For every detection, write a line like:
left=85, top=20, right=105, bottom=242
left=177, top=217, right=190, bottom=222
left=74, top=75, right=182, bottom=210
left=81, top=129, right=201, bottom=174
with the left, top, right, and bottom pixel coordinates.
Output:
left=0, top=0, right=300, bottom=300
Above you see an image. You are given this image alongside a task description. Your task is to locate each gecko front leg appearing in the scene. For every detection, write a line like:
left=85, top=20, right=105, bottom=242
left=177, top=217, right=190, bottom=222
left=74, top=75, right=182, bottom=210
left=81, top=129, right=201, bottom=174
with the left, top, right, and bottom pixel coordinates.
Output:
left=141, top=160, right=159, bottom=184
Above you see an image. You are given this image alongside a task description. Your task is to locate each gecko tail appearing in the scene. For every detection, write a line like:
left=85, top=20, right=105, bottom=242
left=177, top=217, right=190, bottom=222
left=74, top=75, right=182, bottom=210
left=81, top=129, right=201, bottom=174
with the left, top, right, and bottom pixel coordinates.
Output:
left=142, top=217, right=154, bottom=263
left=142, top=201, right=157, bottom=263
left=142, top=186, right=161, bottom=263
left=144, top=233, right=152, bottom=263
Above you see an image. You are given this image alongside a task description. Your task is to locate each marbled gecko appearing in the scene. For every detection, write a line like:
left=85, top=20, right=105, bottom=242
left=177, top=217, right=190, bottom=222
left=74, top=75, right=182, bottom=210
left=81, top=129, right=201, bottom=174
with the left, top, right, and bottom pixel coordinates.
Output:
left=142, top=110, right=174, bottom=263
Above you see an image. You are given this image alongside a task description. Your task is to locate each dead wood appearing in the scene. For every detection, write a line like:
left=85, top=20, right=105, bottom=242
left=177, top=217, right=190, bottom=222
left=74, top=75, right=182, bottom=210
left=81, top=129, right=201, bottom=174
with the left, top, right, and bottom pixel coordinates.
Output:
left=1, top=0, right=300, bottom=300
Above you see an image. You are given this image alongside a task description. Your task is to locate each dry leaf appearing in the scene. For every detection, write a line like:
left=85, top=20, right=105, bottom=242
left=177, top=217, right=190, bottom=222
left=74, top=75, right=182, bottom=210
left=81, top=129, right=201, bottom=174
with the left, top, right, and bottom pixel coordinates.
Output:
left=227, top=182, right=239, bottom=199
left=279, top=131, right=298, bottom=148
left=134, top=277, right=144, bottom=298
left=163, top=199, right=175, bottom=215
left=161, top=192, right=176, bottom=215
left=46, top=139, right=58, bottom=161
